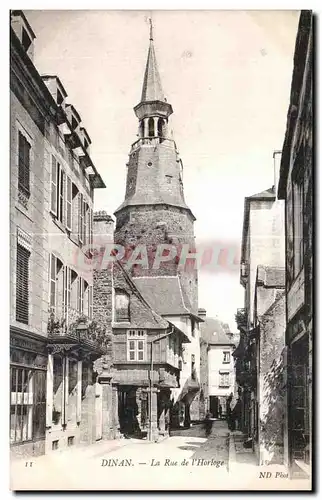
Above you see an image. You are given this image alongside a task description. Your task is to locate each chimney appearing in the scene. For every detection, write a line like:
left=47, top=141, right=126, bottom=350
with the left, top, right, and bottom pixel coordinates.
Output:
left=198, top=308, right=207, bottom=319
left=93, top=211, right=114, bottom=247
left=273, top=151, right=282, bottom=200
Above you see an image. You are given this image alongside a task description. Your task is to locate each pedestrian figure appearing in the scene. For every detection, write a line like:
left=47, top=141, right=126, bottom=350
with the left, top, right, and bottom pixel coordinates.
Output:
left=226, top=393, right=233, bottom=429
left=204, top=412, right=212, bottom=437
left=218, top=404, right=222, bottom=419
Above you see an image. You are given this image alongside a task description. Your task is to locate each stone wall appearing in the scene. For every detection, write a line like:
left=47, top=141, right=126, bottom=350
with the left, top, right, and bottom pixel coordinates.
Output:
left=114, top=205, right=198, bottom=314
left=198, top=338, right=208, bottom=419
left=258, top=291, right=286, bottom=465
left=10, top=91, right=48, bottom=337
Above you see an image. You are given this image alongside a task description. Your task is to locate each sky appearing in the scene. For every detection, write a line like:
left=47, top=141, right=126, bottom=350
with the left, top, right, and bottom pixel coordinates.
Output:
left=25, top=9, right=300, bottom=331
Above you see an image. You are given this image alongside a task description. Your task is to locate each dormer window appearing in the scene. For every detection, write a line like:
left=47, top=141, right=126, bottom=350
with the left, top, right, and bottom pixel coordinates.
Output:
left=11, top=11, right=36, bottom=61
left=57, top=89, right=64, bottom=106
left=71, top=116, right=78, bottom=131
left=22, top=27, right=31, bottom=52
left=115, top=289, right=130, bottom=322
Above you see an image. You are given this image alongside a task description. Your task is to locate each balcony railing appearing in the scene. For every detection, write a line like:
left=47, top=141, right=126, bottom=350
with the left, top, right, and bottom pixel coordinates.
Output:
left=130, top=136, right=176, bottom=154
left=47, top=307, right=107, bottom=354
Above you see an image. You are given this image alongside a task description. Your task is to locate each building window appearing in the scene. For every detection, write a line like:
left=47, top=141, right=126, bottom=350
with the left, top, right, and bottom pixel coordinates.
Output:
left=127, top=330, right=146, bottom=361
left=77, top=277, right=88, bottom=314
left=71, top=183, right=79, bottom=236
left=148, top=118, right=154, bottom=137
left=191, top=354, right=196, bottom=380
left=219, top=372, right=230, bottom=387
left=223, top=352, right=230, bottom=364
left=50, top=254, right=57, bottom=312
left=66, top=176, right=72, bottom=231
left=49, top=254, right=65, bottom=318
left=115, top=289, right=130, bottom=322
left=84, top=202, right=89, bottom=245
left=16, top=243, right=30, bottom=324
left=157, top=118, right=163, bottom=137
left=166, top=175, right=173, bottom=184
left=78, top=194, right=88, bottom=244
left=10, top=367, right=46, bottom=444
left=168, top=336, right=175, bottom=365
left=292, top=180, right=304, bottom=278
left=18, top=131, right=31, bottom=201
left=51, top=156, right=65, bottom=224
left=88, top=285, right=93, bottom=320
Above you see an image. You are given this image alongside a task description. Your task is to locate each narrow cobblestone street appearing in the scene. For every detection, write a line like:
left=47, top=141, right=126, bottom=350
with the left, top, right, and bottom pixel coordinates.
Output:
left=11, top=420, right=310, bottom=491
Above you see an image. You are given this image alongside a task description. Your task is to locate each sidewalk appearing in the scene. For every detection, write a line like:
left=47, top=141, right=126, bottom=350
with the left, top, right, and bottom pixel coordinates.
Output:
left=228, top=430, right=257, bottom=474
left=11, top=436, right=131, bottom=466
left=228, top=431, right=311, bottom=491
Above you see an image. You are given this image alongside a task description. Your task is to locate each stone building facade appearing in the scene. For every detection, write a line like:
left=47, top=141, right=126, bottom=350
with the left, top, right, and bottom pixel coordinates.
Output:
left=93, top=212, right=190, bottom=441
left=253, top=266, right=286, bottom=465
left=200, top=313, right=236, bottom=419
left=113, top=23, right=203, bottom=424
left=277, top=10, right=313, bottom=480
left=10, top=11, right=106, bottom=457
left=234, top=184, right=285, bottom=441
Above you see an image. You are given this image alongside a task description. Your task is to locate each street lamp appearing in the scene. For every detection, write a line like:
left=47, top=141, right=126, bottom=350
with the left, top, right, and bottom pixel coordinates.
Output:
left=148, top=327, right=174, bottom=441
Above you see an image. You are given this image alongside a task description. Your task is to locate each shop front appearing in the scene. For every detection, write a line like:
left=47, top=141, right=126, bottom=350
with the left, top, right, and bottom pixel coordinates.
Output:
left=10, top=327, right=48, bottom=458
left=46, top=321, right=106, bottom=453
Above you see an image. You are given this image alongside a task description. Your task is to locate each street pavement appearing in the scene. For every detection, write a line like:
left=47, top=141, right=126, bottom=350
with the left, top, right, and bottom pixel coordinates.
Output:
left=10, top=420, right=311, bottom=491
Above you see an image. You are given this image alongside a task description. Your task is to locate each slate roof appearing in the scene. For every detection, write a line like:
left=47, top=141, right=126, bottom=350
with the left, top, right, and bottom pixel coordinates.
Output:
left=132, top=276, right=192, bottom=316
left=247, top=187, right=276, bottom=200
left=201, top=317, right=235, bottom=346
left=112, top=261, right=169, bottom=330
left=141, top=30, right=165, bottom=102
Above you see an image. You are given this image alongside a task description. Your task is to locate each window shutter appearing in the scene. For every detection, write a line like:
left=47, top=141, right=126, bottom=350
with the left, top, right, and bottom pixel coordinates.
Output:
left=83, top=202, right=87, bottom=246
left=77, top=277, right=84, bottom=313
left=80, top=278, right=84, bottom=314
left=89, top=208, right=93, bottom=246
left=18, top=132, right=31, bottom=197
left=88, top=285, right=93, bottom=319
left=58, top=167, right=65, bottom=224
left=77, top=276, right=80, bottom=312
left=50, top=254, right=56, bottom=311
left=67, top=268, right=71, bottom=311
left=62, top=265, right=66, bottom=319
left=51, top=156, right=57, bottom=215
left=79, top=193, right=83, bottom=243
left=66, top=176, right=72, bottom=231
left=16, top=244, right=30, bottom=324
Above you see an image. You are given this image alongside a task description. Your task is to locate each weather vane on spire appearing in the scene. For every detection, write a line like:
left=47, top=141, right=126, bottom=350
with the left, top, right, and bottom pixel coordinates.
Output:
left=149, top=17, right=153, bottom=41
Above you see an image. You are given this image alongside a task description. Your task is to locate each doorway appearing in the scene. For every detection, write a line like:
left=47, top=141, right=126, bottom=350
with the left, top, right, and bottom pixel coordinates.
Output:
left=118, top=386, right=140, bottom=437
left=209, top=396, right=219, bottom=418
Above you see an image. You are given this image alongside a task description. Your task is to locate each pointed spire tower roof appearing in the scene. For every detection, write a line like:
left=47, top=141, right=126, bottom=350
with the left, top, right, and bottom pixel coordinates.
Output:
left=134, top=19, right=173, bottom=120
left=141, top=20, right=165, bottom=102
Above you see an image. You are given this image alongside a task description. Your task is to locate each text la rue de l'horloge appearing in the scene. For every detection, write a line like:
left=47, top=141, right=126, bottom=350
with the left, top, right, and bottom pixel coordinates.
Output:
left=101, top=458, right=225, bottom=467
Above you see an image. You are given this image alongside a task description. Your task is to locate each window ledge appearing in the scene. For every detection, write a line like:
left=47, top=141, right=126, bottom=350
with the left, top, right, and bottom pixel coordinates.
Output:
left=51, top=215, right=66, bottom=234
left=15, top=203, right=33, bottom=223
